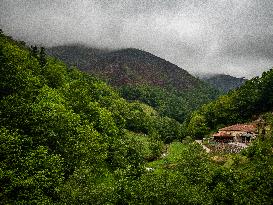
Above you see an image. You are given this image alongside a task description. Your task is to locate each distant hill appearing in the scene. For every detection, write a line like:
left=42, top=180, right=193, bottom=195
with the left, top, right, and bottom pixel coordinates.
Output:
left=90, top=48, right=207, bottom=90
left=47, top=45, right=203, bottom=90
left=201, top=74, right=247, bottom=93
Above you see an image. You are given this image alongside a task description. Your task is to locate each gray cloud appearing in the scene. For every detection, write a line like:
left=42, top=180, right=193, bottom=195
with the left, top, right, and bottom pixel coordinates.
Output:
left=1, top=0, right=273, bottom=78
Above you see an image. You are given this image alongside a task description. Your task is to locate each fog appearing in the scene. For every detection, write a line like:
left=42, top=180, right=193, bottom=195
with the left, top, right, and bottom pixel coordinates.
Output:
left=1, top=0, right=273, bottom=78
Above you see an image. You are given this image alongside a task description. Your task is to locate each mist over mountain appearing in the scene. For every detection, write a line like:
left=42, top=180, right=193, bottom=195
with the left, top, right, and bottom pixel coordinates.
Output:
left=47, top=45, right=202, bottom=90
left=201, top=74, right=247, bottom=93
left=46, top=44, right=110, bottom=69
left=2, top=0, right=273, bottom=78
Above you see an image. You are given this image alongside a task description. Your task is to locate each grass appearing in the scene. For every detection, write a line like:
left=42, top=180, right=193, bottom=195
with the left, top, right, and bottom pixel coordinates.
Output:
left=147, top=141, right=248, bottom=170
left=147, top=141, right=187, bottom=170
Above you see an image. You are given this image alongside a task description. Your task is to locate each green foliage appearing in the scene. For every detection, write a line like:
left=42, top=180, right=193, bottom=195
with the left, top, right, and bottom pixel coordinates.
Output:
left=119, top=84, right=220, bottom=123
left=1, top=31, right=273, bottom=204
left=41, top=58, right=67, bottom=88
left=125, top=131, right=164, bottom=161
left=187, top=112, right=209, bottom=138
left=0, top=32, right=170, bottom=203
left=59, top=168, right=116, bottom=205
left=0, top=38, right=42, bottom=94
left=0, top=128, right=64, bottom=204
left=187, top=68, right=273, bottom=137
left=123, top=142, right=213, bottom=204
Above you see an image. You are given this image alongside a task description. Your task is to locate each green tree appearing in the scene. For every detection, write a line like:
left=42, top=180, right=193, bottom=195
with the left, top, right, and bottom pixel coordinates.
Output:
left=31, top=45, right=38, bottom=58
left=0, top=128, right=64, bottom=204
left=39, top=47, right=47, bottom=67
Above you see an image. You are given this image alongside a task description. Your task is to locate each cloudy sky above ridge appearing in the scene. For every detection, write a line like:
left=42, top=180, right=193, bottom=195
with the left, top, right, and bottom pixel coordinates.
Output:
left=1, top=0, right=273, bottom=78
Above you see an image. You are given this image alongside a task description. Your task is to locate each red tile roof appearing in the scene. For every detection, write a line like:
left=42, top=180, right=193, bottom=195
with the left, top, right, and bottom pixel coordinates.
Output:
left=219, top=123, right=257, bottom=132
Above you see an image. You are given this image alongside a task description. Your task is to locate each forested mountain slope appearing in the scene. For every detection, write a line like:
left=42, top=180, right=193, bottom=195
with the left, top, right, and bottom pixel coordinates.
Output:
left=48, top=45, right=201, bottom=90
left=86, top=48, right=202, bottom=90
left=188, top=68, right=273, bottom=138
left=0, top=32, right=185, bottom=203
left=47, top=45, right=220, bottom=122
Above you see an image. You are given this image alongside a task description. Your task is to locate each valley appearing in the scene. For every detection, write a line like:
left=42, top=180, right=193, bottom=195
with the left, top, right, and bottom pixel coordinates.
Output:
left=1, top=31, right=273, bottom=204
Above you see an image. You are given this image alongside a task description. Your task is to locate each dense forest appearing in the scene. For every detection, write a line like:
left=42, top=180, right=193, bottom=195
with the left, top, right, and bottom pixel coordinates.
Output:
left=119, top=84, right=219, bottom=123
left=1, top=31, right=273, bottom=204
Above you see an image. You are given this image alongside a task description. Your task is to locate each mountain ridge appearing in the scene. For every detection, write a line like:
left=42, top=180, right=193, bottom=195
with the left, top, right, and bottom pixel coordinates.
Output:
left=201, top=74, right=247, bottom=93
left=47, top=45, right=204, bottom=91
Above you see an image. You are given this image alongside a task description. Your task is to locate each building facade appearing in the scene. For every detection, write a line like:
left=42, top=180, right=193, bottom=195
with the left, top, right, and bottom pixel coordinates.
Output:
left=213, top=123, right=257, bottom=143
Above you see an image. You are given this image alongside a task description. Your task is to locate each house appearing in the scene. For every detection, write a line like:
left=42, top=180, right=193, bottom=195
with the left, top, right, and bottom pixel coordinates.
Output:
left=212, top=132, right=233, bottom=143
left=213, top=123, right=257, bottom=143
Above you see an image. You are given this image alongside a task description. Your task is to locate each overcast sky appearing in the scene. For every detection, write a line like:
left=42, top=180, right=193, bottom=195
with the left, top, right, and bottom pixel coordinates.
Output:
left=1, top=0, right=273, bottom=78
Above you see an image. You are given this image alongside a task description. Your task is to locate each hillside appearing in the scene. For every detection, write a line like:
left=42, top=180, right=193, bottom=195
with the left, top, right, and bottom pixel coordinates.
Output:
left=188, top=68, right=273, bottom=138
left=47, top=45, right=220, bottom=122
left=0, top=32, right=187, bottom=203
left=202, top=74, right=247, bottom=93
left=48, top=45, right=203, bottom=90
left=88, top=48, right=202, bottom=90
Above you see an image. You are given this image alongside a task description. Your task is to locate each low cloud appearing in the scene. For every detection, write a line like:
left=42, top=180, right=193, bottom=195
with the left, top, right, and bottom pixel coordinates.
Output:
left=1, top=0, right=273, bottom=78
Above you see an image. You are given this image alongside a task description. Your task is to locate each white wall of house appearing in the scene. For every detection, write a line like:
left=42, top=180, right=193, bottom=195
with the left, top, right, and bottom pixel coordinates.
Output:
left=218, top=131, right=256, bottom=143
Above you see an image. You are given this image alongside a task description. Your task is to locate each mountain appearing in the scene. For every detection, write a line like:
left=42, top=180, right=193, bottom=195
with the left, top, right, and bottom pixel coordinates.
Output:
left=88, top=48, right=202, bottom=90
left=48, top=45, right=203, bottom=90
left=47, top=45, right=221, bottom=122
left=201, top=74, right=247, bottom=93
